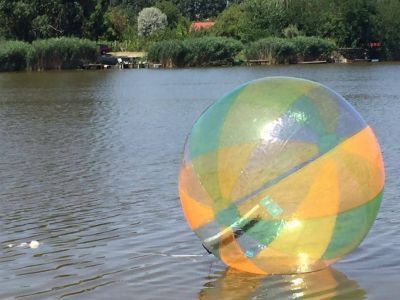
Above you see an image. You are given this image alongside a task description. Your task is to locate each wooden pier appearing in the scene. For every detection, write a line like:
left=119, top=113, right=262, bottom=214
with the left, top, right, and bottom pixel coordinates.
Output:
left=298, top=60, right=327, bottom=64
left=246, top=59, right=270, bottom=66
left=82, top=64, right=105, bottom=70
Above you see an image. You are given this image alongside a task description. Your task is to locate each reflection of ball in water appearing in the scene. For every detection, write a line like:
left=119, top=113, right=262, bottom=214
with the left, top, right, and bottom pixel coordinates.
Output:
left=179, top=77, right=384, bottom=275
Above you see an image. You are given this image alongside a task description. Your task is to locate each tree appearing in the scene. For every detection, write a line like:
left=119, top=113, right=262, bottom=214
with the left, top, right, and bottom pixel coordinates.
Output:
left=137, top=7, right=167, bottom=37
left=117, top=0, right=156, bottom=15
left=155, top=0, right=181, bottom=28
left=336, top=0, right=378, bottom=47
left=103, top=7, right=129, bottom=40
left=174, top=0, right=227, bottom=20
left=0, top=1, right=36, bottom=41
left=82, top=0, right=109, bottom=40
left=0, top=0, right=101, bottom=41
left=376, top=0, right=400, bottom=59
left=284, top=0, right=378, bottom=47
left=31, top=15, right=52, bottom=39
left=213, top=4, right=245, bottom=40
left=238, top=0, right=289, bottom=42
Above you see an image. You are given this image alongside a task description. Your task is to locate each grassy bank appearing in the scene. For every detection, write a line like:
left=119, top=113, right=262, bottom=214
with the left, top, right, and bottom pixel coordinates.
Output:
left=1, top=35, right=338, bottom=71
left=0, top=38, right=98, bottom=72
left=244, top=36, right=337, bottom=64
left=147, top=36, right=337, bottom=67
left=147, top=37, right=243, bottom=67
left=0, top=41, right=31, bottom=72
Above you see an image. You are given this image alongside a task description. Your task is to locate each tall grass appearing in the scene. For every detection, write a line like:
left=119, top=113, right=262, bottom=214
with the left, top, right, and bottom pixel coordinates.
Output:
left=183, top=37, right=243, bottom=67
left=245, top=37, right=296, bottom=64
left=147, top=39, right=186, bottom=67
left=0, top=41, right=31, bottom=71
left=245, top=36, right=337, bottom=64
left=148, top=36, right=243, bottom=67
left=0, top=38, right=98, bottom=72
left=30, top=38, right=98, bottom=70
left=291, top=36, right=337, bottom=62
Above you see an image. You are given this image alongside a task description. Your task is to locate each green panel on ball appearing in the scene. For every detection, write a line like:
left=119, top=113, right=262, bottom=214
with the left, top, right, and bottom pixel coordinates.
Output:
left=322, top=191, right=383, bottom=260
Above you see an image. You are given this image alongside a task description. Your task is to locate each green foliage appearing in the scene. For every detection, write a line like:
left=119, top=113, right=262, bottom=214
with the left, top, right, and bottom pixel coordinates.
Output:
left=245, top=37, right=296, bottom=64
left=183, top=37, right=243, bottom=66
left=174, top=0, right=227, bottom=20
left=292, top=36, right=337, bottom=61
left=239, top=0, right=289, bottom=42
left=154, top=1, right=189, bottom=40
left=31, top=15, right=53, bottom=39
left=114, top=0, right=227, bottom=22
left=115, top=0, right=156, bottom=15
left=0, top=40, right=31, bottom=71
left=82, top=0, right=109, bottom=40
left=376, top=0, right=400, bottom=60
left=213, top=4, right=244, bottom=40
left=148, top=36, right=243, bottom=67
left=155, top=1, right=181, bottom=28
left=245, top=36, right=336, bottom=64
left=138, top=7, right=168, bottom=37
left=283, top=0, right=379, bottom=47
left=176, top=19, right=190, bottom=37
left=30, top=38, right=98, bottom=70
left=283, top=25, right=301, bottom=38
left=334, top=0, right=378, bottom=47
left=0, top=0, right=105, bottom=41
left=0, top=38, right=98, bottom=71
left=0, top=1, right=35, bottom=41
left=103, top=7, right=129, bottom=41
left=147, top=39, right=186, bottom=66
left=1, top=0, right=400, bottom=63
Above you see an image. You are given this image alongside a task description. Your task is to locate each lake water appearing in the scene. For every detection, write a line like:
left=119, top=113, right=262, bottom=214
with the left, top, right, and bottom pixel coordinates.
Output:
left=0, top=63, right=399, bottom=299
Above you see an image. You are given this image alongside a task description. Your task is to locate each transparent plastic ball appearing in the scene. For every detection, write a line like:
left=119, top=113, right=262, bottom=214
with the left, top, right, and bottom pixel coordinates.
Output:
left=179, top=77, right=384, bottom=274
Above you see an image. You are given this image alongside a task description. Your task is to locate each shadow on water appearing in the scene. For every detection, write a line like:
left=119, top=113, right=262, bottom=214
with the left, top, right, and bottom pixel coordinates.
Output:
left=199, top=267, right=365, bottom=300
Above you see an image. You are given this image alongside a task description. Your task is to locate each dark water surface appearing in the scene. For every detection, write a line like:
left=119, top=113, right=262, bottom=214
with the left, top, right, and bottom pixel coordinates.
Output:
left=0, top=64, right=399, bottom=299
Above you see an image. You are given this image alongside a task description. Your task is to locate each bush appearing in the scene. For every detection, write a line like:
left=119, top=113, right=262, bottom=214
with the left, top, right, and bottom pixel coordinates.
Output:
left=0, top=41, right=31, bottom=71
left=213, top=4, right=245, bottom=40
left=30, top=37, right=98, bottom=70
left=138, top=7, right=168, bottom=37
left=283, top=24, right=301, bottom=38
left=292, top=36, right=337, bottom=61
left=0, top=38, right=98, bottom=72
left=183, top=37, right=243, bottom=67
left=148, top=36, right=243, bottom=67
left=245, top=36, right=337, bottom=64
left=245, top=37, right=296, bottom=64
left=147, top=39, right=186, bottom=67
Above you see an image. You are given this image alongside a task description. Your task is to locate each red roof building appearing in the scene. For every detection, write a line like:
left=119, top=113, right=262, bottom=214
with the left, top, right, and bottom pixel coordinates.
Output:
left=190, top=21, right=215, bottom=32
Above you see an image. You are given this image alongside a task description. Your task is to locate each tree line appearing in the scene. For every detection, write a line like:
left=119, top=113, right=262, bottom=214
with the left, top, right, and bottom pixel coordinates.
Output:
left=0, top=0, right=226, bottom=41
left=213, top=0, right=400, bottom=59
left=1, top=0, right=400, bottom=62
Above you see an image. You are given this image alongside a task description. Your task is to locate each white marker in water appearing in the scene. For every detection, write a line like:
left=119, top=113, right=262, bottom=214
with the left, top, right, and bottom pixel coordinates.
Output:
left=29, top=240, right=40, bottom=249
left=11, top=241, right=40, bottom=249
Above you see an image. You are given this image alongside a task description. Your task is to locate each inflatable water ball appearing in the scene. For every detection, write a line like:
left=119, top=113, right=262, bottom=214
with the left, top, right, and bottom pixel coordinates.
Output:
left=178, top=77, right=384, bottom=275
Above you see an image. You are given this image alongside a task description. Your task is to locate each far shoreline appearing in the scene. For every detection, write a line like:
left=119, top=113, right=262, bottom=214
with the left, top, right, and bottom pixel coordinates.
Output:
left=2, top=60, right=399, bottom=75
